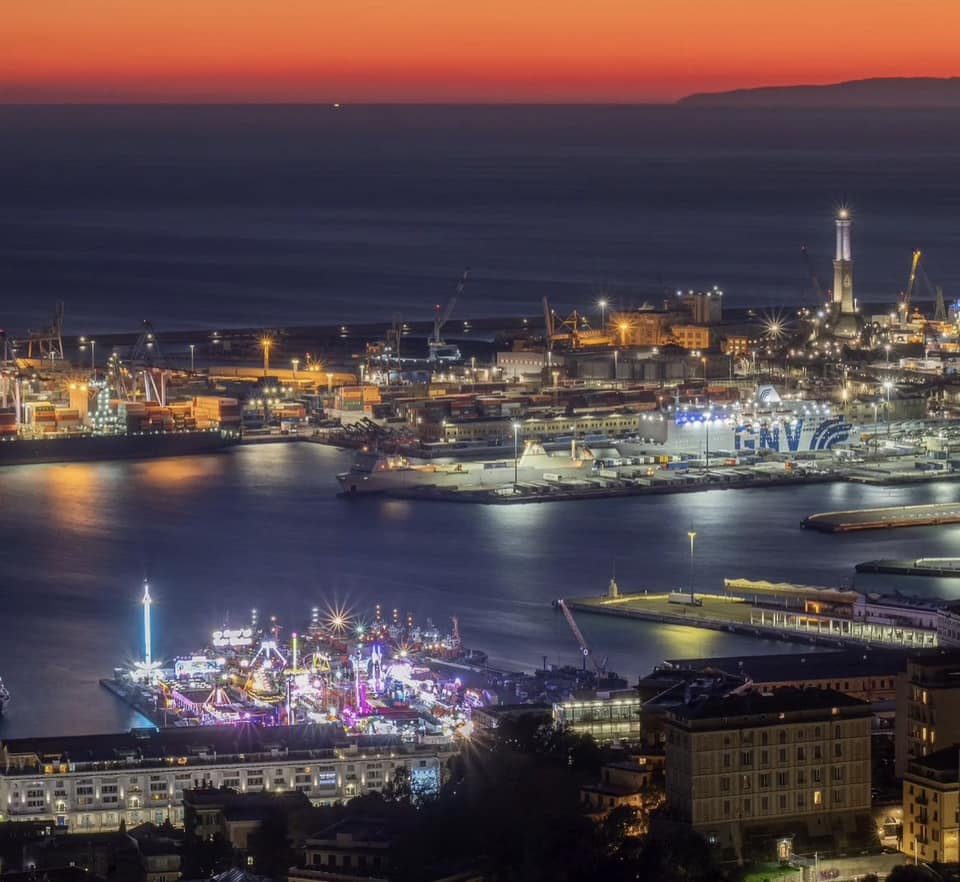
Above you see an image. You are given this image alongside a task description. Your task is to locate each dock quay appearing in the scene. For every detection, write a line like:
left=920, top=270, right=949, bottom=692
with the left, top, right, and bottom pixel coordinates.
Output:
left=100, top=676, right=165, bottom=727
left=802, top=502, right=960, bottom=533
left=560, top=578, right=941, bottom=650
left=855, top=558, right=960, bottom=577
left=352, top=471, right=837, bottom=505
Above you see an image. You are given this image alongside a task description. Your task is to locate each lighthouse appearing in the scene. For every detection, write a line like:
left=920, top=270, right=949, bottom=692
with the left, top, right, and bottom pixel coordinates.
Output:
left=831, top=208, right=861, bottom=338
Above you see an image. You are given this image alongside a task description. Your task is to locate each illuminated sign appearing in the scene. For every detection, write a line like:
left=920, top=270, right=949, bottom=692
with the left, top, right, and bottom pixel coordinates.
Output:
left=212, top=628, right=254, bottom=648
left=174, top=656, right=224, bottom=678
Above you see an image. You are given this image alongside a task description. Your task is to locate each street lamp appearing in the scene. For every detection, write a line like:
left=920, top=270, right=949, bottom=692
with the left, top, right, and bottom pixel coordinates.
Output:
left=512, top=421, right=521, bottom=486
left=291, top=358, right=300, bottom=378
left=884, top=343, right=891, bottom=362
left=260, top=337, right=272, bottom=376
left=598, top=299, right=607, bottom=332
left=613, top=350, right=619, bottom=387
left=189, top=343, right=195, bottom=373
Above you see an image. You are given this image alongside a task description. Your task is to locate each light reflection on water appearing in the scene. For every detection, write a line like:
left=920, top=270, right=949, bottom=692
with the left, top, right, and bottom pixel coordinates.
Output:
left=3, top=443, right=960, bottom=737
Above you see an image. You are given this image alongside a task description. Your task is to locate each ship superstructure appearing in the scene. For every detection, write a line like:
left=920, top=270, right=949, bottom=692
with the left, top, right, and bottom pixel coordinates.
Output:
left=664, top=386, right=857, bottom=454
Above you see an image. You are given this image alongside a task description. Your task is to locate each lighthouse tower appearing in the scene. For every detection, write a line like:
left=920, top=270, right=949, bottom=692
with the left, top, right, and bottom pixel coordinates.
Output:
left=831, top=208, right=861, bottom=338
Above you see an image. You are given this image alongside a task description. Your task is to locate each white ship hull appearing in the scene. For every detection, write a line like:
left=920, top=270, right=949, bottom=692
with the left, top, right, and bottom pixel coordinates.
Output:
left=338, top=446, right=591, bottom=494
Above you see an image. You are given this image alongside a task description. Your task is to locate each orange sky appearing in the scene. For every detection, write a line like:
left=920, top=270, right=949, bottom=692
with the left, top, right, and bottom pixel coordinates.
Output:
left=3, top=0, right=960, bottom=102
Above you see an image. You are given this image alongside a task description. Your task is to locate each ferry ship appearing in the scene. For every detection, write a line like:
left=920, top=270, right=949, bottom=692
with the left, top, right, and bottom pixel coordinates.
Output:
left=338, top=442, right=592, bottom=495
left=0, top=428, right=240, bottom=466
left=623, top=386, right=860, bottom=456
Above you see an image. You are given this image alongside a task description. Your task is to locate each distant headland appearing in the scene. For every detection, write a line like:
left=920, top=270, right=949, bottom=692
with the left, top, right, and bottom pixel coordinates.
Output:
left=679, top=77, right=960, bottom=107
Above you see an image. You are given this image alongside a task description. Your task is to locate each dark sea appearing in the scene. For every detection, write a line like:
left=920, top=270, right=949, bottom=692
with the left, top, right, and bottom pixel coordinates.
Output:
left=3, top=106, right=960, bottom=738
left=2, top=105, right=960, bottom=333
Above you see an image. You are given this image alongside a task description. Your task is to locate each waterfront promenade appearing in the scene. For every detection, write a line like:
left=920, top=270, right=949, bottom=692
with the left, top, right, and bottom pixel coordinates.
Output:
left=562, top=590, right=939, bottom=650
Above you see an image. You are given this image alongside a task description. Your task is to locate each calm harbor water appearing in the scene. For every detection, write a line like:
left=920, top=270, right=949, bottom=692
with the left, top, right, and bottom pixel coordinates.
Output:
left=2, top=443, right=960, bottom=738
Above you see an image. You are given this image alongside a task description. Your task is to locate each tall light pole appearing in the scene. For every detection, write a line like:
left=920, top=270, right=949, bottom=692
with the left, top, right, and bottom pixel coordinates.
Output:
left=703, top=410, right=711, bottom=470
left=90, top=340, right=96, bottom=372
left=291, top=358, right=300, bottom=379
left=613, top=350, right=619, bottom=388
left=598, top=299, right=607, bottom=332
left=189, top=343, right=195, bottom=373
left=513, top=421, right=520, bottom=486
left=260, top=337, right=272, bottom=376
left=687, top=528, right=697, bottom=597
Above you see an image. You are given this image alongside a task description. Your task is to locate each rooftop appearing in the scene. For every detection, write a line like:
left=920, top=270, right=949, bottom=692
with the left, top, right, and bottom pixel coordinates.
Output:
left=663, top=649, right=909, bottom=685
left=307, top=816, right=400, bottom=846
left=667, top=687, right=869, bottom=725
left=907, top=744, right=960, bottom=777
left=1, top=724, right=446, bottom=776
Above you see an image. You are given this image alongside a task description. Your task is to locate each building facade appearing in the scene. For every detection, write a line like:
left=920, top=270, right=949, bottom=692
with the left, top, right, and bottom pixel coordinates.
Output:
left=0, top=726, right=455, bottom=834
left=902, top=747, right=960, bottom=865
left=441, top=412, right=646, bottom=444
left=664, top=689, right=873, bottom=858
left=553, top=691, right=644, bottom=744
left=895, top=651, right=960, bottom=778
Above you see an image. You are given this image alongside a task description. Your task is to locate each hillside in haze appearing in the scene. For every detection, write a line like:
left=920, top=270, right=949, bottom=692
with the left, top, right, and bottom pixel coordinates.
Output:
left=679, top=77, right=960, bottom=107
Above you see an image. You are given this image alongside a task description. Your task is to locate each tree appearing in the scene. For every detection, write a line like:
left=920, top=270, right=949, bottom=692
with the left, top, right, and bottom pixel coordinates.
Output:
left=600, top=805, right=640, bottom=849
left=887, top=867, right=937, bottom=882
left=180, top=832, right=233, bottom=879
left=247, top=809, right=293, bottom=879
left=382, top=766, right=413, bottom=805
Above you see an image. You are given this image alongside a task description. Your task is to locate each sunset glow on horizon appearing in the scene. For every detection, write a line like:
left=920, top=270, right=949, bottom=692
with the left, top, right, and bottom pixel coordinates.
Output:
left=4, top=0, right=960, bottom=103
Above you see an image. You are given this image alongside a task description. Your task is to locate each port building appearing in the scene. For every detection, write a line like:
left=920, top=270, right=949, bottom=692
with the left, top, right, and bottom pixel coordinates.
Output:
left=0, top=725, right=454, bottom=834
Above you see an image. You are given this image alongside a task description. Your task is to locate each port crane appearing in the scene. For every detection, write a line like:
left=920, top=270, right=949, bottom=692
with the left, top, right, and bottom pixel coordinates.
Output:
left=542, top=296, right=555, bottom=351
left=800, top=245, right=826, bottom=304
left=899, top=249, right=923, bottom=326
left=557, top=598, right=606, bottom=674
left=429, top=269, right=469, bottom=362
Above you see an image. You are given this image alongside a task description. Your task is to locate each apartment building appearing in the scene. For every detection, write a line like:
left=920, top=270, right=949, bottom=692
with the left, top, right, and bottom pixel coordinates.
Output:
left=0, top=725, right=455, bottom=834
left=902, top=747, right=960, bottom=865
left=895, top=650, right=960, bottom=778
left=664, top=689, right=872, bottom=858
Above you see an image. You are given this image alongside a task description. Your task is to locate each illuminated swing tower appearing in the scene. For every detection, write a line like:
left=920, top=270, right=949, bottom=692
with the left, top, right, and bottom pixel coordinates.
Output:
left=133, top=579, right=161, bottom=682
left=142, top=580, right=153, bottom=669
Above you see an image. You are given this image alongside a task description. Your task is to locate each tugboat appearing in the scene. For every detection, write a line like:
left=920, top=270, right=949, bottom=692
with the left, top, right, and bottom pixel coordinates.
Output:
left=0, top=677, right=10, bottom=716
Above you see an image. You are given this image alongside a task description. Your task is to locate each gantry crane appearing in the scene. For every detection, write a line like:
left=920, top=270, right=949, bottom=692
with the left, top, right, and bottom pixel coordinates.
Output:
left=429, top=269, right=469, bottom=362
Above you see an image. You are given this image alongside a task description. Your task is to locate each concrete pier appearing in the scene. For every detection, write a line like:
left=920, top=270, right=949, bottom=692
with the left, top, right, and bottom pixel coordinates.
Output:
left=802, top=503, right=960, bottom=533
